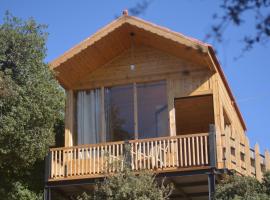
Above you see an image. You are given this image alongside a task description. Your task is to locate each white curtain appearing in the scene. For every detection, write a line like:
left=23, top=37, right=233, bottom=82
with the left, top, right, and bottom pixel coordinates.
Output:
left=77, top=90, right=101, bottom=144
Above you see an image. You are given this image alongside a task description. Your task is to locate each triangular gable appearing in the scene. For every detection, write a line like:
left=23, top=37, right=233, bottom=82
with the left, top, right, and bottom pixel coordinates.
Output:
left=50, top=14, right=246, bottom=131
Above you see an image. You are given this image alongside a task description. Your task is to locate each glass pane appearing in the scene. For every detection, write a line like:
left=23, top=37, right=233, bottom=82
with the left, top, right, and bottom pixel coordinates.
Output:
left=105, top=84, right=134, bottom=141
left=137, top=81, right=169, bottom=139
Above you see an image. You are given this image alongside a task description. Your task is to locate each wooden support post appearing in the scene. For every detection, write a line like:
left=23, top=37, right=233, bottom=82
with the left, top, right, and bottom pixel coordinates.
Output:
left=254, top=143, right=262, bottom=181
left=224, top=126, right=231, bottom=170
left=234, top=129, right=241, bottom=173
left=44, top=152, right=51, bottom=182
left=100, top=87, right=106, bottom=142
left=209, top=124, right=217, bottom=167
left=44, top=187, right=51, bottom=200
left=212, top=74, right=223, bottom=169
left=133, top=83, right=138, bottom=139
left=244, top=136, right=251, bottom=176
left=208, top=170, right=215, bottom=200
left=65, top=90, right=75, bottom=147
left=265, top=150, right=270, bottom=171
left=167, top=79, right=176, bottom=136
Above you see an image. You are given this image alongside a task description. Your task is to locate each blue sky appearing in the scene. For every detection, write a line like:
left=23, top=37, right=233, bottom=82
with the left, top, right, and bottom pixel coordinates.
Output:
left=1, top=0, right=269, bottom=151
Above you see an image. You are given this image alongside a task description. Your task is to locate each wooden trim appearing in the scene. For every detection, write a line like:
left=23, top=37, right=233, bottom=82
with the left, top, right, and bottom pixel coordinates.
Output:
left=207, top=47, right=247, bottom=131
left=48, top=166, right=211, bottom=182
left=50, top=15, right=208, bottom=70
left=65, top=90, right=75, bottom=147
left=129, top=133, right=209, bottom=143
left=100, top=87, right=105, bottom=142
left=133, top=83, right=138, bottom=139
left=73, top=69, right=207, bottom=91
left=265, top=150, right=270, bottom=171
left=49, top=133, right=210, bottom=182
left=167, top=79, right=176, bottom=136
left=51, top=133, right=209, bottom=151
left=244, top=136, right=251, bottom=176
left=254, top=143, right=262, bottom=181
left=209, top=124, right=217, bottom=167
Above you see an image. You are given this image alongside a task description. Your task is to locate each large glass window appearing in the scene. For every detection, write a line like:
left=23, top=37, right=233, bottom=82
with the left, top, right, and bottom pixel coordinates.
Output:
left=137, top=81, right=169, bottom=139
left=77, top=81, right=169, bottom=144
left=105, top=84, right=134, bottom=141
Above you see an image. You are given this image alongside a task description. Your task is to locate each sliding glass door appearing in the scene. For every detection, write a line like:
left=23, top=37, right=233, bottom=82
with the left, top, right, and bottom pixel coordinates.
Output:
left=137, top=81, right=168, bottom=139
left=76, top=80, right=169, bottom=144
left=105, top=84, right=134, bottom=142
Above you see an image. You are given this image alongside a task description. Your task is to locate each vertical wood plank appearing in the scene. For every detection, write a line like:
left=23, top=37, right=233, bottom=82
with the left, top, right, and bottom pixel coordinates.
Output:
left=65, top=90, right=74, bottom=147
left=196, top=136, right=200, bottom=165
left=184, top=138, right=187, bottom=166
left=244, top=137, right=251, bottom=176
left=188, top=137, right=191, bottom=166
left=265, top=150, right=270, bottom=171
left=133, top=83, right=138, bottom=139
left=175, top=139, right=179, bottom=167
left=100, top=87, right=106, bottom=142
left=167, top=79, right=176, bottom=136
left=179, top=138, right=183, bottom=167
left=192, top=137, right=195, bottom=166
left=200, top=136, right=204, bottom=165
left=254, top=143, right=262, bottom=181
left=51, top=151, right=54, bottom=177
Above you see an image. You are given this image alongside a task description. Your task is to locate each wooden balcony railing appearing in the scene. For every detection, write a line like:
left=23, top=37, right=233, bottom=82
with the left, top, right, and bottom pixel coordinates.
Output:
left=47, top=132, right=212, bottom=181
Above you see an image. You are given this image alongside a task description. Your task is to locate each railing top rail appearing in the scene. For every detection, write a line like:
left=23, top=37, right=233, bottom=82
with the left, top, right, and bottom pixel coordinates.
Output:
left=129, top=133, right=209, bottom=143
left=50, top=140, right=125, bottom=151
left=50, top=132, right=209, bottom=151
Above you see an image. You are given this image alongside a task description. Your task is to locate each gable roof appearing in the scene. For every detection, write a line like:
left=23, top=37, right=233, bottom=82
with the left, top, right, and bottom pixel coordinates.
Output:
left=50, top=14, right=246, bottom=131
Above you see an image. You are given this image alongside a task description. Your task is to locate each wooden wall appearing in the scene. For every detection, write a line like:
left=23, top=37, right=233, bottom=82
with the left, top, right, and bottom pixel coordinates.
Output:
left=66, top=45, right=212, bottom=143
left=62, top=44, right=269, bottom=179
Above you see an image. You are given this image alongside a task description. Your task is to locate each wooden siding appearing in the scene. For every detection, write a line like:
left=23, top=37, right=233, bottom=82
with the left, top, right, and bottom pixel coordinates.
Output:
left=66, top=45, right=213, bottom=146
left=73, top=45, right=209, bottom=90
left=58, top=44, right=266, bottom=182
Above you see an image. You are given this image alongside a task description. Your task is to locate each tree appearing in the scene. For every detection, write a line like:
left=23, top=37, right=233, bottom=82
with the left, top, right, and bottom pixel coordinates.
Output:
left=0, top=12, right=64, bottom=199
left=206, top=0, right=270, bottom=52
left=127, top=0, right=270, bottom=54
left=215, top=171, right=270, bottom=199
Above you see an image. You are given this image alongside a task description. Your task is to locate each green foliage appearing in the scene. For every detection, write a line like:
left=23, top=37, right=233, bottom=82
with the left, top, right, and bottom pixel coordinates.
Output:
left=215, top=171, right=270, bottom=200
left=0, top=12, right=64, bottom=199
left=4, top=182, right=43, bottom=200
left=76, top=157, right=173, bottom=200
left=262, top=171, right=270, bottom=195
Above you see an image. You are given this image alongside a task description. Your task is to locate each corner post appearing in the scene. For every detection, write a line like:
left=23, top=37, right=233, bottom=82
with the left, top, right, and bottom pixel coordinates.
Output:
left=44, top=152, right=51, bottom=200
left=254, top=143, right=262, bottom=181
left=44, top=151, right=51, bottom=182
left=44, top=187, right=51, bottom=200
left=265, top=150, right=270, bottom=171
left=65, top=90, right=74, bottom=147
left=208, top=169, right=215, bottom=200
left=209, top=124, right=217, bottom=167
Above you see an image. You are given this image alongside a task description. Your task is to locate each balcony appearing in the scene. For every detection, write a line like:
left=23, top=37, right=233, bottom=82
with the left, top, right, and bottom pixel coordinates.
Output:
left=47, top=132, right=214, bottom=181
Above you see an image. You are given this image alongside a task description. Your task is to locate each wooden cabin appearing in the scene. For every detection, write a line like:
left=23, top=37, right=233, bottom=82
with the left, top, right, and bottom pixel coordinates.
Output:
left=45, top=11, right=270, bottom=200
